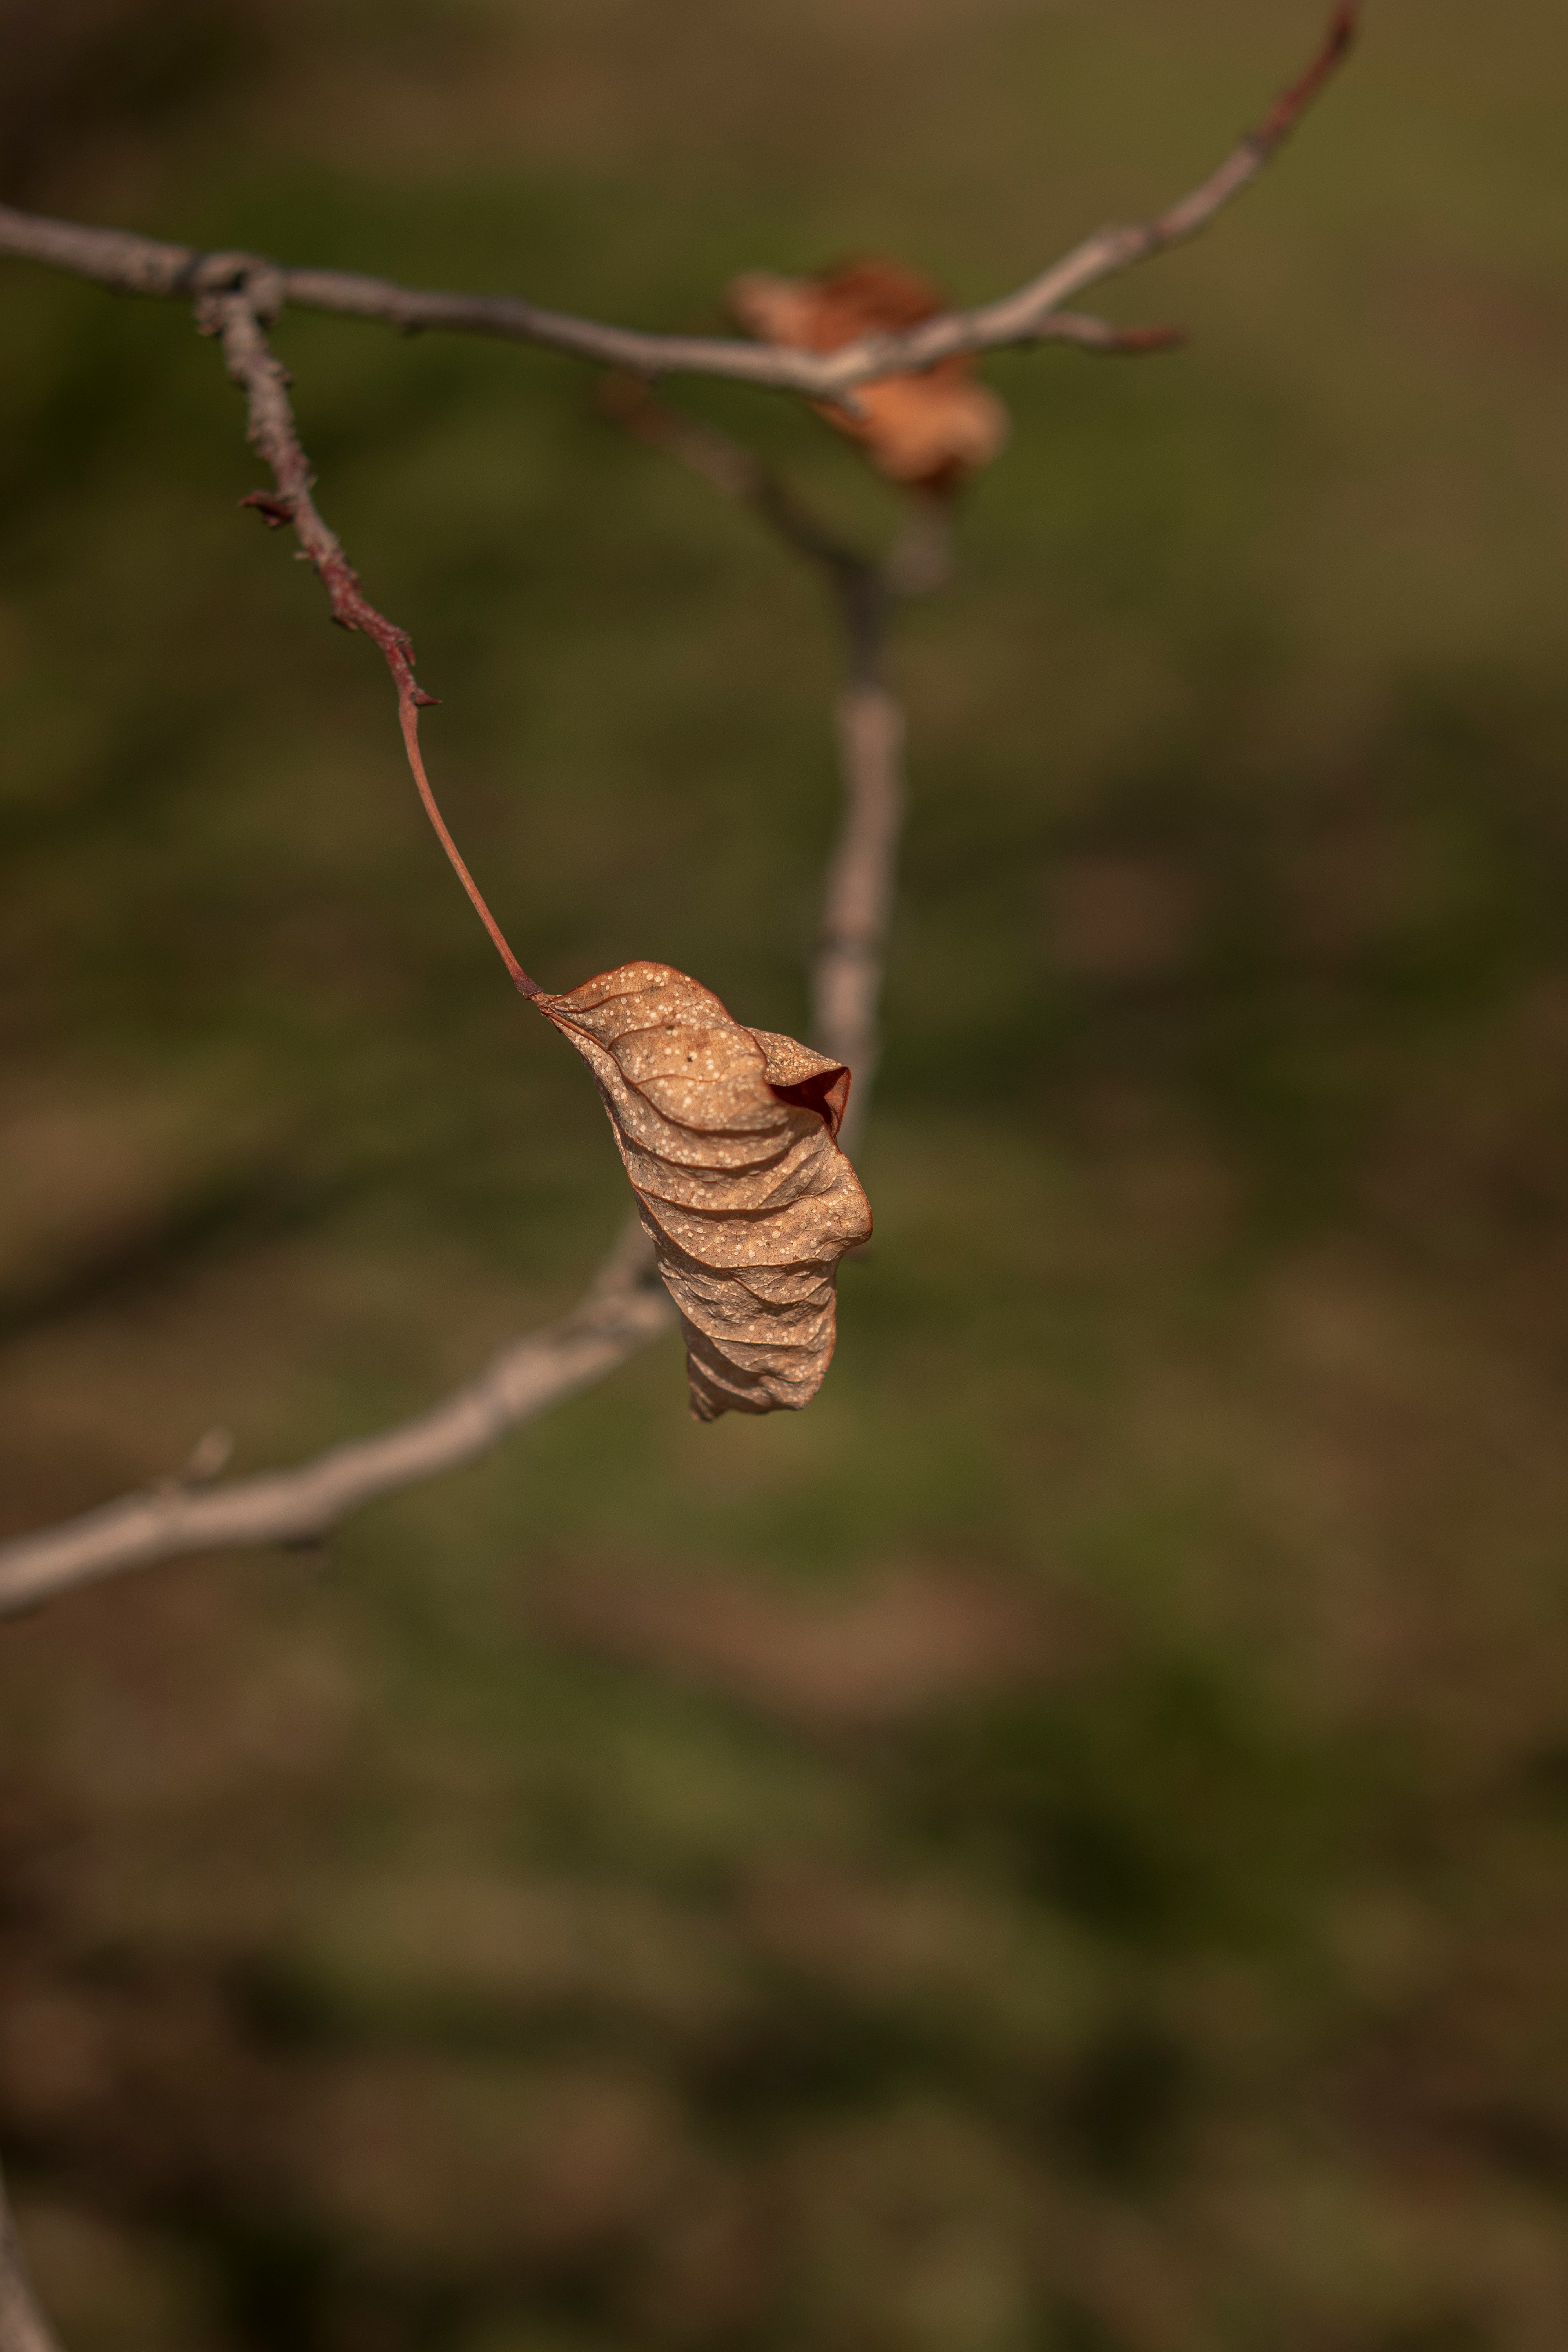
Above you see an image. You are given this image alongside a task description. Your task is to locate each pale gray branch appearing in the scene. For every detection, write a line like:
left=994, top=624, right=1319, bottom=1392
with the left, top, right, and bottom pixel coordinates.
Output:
left=814, top=684, right=906, bottom=1154
left=0, top=1224, right=671, bottom=1619
left=0, top=5, right=1357, bottom=399
left=0, top=2165, right=62, bottom=2352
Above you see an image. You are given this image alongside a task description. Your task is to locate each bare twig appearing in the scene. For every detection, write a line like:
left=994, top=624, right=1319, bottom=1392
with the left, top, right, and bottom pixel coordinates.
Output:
left=0, top=1221, right=671, bottom=1619
left=600, top=378, right=887, bottom=668
left=603, top=381, right=905, bottom=1149
left=0, top=4, right=1357, bottom=400
left=0, top=2165, right=62, bottom=2352
left=198, top=279, right=541, bottom=997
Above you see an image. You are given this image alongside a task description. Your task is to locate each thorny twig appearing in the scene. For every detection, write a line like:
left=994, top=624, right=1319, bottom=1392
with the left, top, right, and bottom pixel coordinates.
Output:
left=0, top=4, right=1359, bottom=403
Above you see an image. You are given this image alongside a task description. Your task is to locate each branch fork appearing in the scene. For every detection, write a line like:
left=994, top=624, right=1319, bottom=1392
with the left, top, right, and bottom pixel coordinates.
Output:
left=0, top=4, right=1359, bottom=399
left=0, top=2, right=1363, bottom=1626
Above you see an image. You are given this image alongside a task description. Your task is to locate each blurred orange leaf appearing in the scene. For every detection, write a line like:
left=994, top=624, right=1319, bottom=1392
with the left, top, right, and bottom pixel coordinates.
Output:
left=728, top=256, right=1007, bottom=492
left=538, top=963, right=872, bottom=1419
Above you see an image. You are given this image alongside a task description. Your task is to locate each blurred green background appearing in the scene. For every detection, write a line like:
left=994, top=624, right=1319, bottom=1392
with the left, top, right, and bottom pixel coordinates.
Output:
left=6, top=1, right=1568, bottom=2345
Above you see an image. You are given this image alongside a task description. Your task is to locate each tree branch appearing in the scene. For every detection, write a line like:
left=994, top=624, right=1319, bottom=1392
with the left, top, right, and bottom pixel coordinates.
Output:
left=0, top=2, right=1363, bottom=1615
left=815, top=683, right=904, bottom=1156
left=0, top=24, right=1364, bottom=2341
left=195, top=274, right=434, bottom=704
left=0, top=1220, right=672, bottom=1619
left=197, top=278, right=541, bottom=995
left=0, top=2165, right=62, bottom=2352
left=0, top=4, right=1357, bottom=399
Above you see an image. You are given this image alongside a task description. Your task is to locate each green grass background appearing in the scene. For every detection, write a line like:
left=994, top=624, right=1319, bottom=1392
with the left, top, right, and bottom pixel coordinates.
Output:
left=7, top=1, right=1568, bottom=2344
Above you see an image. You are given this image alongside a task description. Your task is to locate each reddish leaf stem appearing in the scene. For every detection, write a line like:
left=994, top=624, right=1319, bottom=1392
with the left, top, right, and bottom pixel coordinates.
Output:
left=396, top=685, right=539, bottom=995
left=201, top=278, right=538, bottom=994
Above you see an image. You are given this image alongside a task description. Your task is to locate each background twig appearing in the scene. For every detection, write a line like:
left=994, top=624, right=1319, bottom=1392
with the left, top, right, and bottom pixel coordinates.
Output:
left=0, top=0, right=1362, bottom=1174
left=0, top=1223, right=670, bottom=1619
left=604, top=380, right=909, bottom=1152
left=0, top=0, right=1363, bottom=1629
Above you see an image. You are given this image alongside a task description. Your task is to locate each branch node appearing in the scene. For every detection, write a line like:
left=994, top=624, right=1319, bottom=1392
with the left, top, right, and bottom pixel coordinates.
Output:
left=184, top=247, right=287, bottom=323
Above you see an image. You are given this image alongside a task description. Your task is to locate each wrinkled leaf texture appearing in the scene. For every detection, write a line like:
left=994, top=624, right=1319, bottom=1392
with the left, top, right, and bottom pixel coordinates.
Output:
left=538, top=963, right=872, bottom=1420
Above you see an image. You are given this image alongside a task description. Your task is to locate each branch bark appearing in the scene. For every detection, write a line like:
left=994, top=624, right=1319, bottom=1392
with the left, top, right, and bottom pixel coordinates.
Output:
left=0, top=1, right=1365, bottom=1617
left=815, top=682, right=904, bottom=1156
left=0, top=4, right=1357, bottom=399
left=199, top=279, right=540, bottom=995
left=601, top=381, right=906, bottom=1154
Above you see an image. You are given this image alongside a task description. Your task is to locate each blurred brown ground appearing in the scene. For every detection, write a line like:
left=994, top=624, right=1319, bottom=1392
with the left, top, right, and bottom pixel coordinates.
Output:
left=7, top=2, right=1568, bottom=2347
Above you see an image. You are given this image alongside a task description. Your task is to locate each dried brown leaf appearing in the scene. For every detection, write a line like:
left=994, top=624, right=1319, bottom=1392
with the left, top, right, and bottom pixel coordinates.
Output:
left=727, top=256, right=1008, bottom=493
left=537, top=963, right=872, bottom=1420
